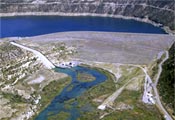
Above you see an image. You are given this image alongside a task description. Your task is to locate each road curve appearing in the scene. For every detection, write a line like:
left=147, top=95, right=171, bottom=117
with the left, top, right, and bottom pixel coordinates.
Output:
left=153, top=51, right=172, bottom=120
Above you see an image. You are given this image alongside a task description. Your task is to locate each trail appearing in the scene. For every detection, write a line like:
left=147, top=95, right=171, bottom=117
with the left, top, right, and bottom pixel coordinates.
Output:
left=128, top=52, right=172, bottom=120
left=98, top=76, right=135, bottom=110
left=96, top=52, right=172, bottom=120
left=120, top=51, right=172, bottom=120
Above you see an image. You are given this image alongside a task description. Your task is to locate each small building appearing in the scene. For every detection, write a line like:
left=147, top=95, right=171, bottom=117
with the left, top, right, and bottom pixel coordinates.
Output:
left=98, top=105, right=106, bottom=110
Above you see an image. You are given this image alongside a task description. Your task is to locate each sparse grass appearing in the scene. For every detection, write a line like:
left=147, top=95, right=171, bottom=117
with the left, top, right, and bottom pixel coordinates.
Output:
left=78, top=65, right=162, bottom=120
left=39, top=77, right=71, bottom=108
left=80, top=66, right=116, bottom=100
left=31, top=77, right=71, bottom=120
left=0, top=42, right=19, bottom=53
left=100, top=63, right=163, bottom=120
left=47, top=111, right=70, bottom=120
left=114, top=90, right=140, bottom=104
left=117, top=66, right=143, bottom=87
left=50, top=66, right=116, bottom=120
left=1, top=118, right=10, bottom=120
left=102, top=108, right=163, bottom=120
left=1, top=92, right=27, bottom=103
left=106, top=90, right=164, bottom=120
left=150, top=63, right=158, bottom=81
left=76, top=67, right=116, bottom=119
left=77, top=72, right=95, bottom=82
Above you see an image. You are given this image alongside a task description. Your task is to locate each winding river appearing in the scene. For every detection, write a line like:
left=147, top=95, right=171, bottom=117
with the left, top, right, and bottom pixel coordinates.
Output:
left=36, top=66, right=107, bottom=120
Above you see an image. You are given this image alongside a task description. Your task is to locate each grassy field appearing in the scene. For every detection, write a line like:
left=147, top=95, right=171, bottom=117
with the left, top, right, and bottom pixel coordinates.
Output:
left=48, top=111, right=70, bottom=120
left=109, top=90, right=164, bottom=120
left=77, top=67, right=116, bottom=120
left=76, top=66, right=163, bottom=120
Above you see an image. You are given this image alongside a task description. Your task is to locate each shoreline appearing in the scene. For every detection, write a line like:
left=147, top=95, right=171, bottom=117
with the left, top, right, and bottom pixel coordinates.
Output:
left=0, top=12, right=174, bottom=35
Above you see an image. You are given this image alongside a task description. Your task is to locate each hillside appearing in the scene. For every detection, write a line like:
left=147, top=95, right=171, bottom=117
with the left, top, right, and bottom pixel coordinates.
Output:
left=0, top=0, right=174, bottom=31
left=158, top=43, right=175, bottom=116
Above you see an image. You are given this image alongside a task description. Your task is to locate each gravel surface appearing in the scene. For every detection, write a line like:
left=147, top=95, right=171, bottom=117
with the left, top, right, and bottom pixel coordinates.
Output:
left=18, top=31, right=174, bottom=65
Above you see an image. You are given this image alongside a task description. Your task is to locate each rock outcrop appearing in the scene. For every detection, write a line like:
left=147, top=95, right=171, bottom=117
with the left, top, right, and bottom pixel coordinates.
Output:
left=0, top=42, right=25, bottom=67
left=0, top=0, right=174, bottom=31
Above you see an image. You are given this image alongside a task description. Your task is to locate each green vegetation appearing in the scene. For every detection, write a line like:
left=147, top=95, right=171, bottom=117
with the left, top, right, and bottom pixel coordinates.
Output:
left=114, top=90, right=140, bottom=104
left=52, top=43, right=66, bottom=52
left=102, top=108, right=162, bottom=120
left=39, top=77, right=71, bottom=108
left=53, top=66, right=116, bottom=120
left=158, top=43, right=175, bottom=115
left=51, top=42, right=76, bottom=60
left=2, top=92, right=27, bottom=103
left=79, top=66, right=116, bottom=99
left=170, top=24, right=175, bottom=31
left=99, top=64, right=163, bottom=120
left=1, top=57, right=39, bottom=84
left=150, top=63, right=159, bottom=80
left=77, top=72, right=95, bottom=82
left=77, top=67, right=116, bottom=119
left=0, top=42, right=24, bottom=64
left=31, top=77, right=71, bottom=120
left=0, top=42, right=19, bottom=53
left=103, top=90, right=163, bottom=120
left=48, top=111, right=70, bottom=120
left=1, top=118, right=11, bottom=120
left=77, top=66, right=162, bottom=120
left=32, top=66, right=115, bottom=120
left=117, top=66, right=143, bottom=87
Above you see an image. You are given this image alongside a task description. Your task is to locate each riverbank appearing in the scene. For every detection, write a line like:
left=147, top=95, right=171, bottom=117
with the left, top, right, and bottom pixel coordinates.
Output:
left=72, top=64, right=163, bottom=120
left=31, top=77, right=71, bottom=120
left=0, top=12, right=174, bottom=35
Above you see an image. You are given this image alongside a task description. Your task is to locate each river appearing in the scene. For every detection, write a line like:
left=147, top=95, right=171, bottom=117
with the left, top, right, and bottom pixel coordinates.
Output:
left=35, top=66, right=107, bottom=120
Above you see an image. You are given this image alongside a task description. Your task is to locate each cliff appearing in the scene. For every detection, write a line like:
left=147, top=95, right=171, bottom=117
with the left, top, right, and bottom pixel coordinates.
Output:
left=0, top=0, right=174, bottom=31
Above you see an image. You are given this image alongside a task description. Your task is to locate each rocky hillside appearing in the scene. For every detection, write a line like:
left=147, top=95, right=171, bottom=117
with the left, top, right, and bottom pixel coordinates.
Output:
left=0, top=41, right=71, bottom=119
left=0, top=0, right=174, bottom=30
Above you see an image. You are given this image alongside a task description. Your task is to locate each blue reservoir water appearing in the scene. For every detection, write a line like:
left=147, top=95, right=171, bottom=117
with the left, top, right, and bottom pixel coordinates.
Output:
left=35, top=66, right=107, bottom=120
left=0, top=16, right=166, bottom=38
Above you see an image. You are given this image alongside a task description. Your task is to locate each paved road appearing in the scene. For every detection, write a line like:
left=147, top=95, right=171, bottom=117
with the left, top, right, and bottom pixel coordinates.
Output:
left=153, top=51, right=172, bottom=120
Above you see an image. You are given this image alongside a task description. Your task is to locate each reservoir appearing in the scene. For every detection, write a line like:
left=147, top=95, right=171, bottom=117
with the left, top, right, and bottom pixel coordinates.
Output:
left=0, top=16, right=166, bottom=38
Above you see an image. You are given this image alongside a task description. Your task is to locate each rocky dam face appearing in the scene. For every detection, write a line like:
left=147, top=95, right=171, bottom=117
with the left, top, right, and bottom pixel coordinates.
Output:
left=0, top=0, right=174, bottom=31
